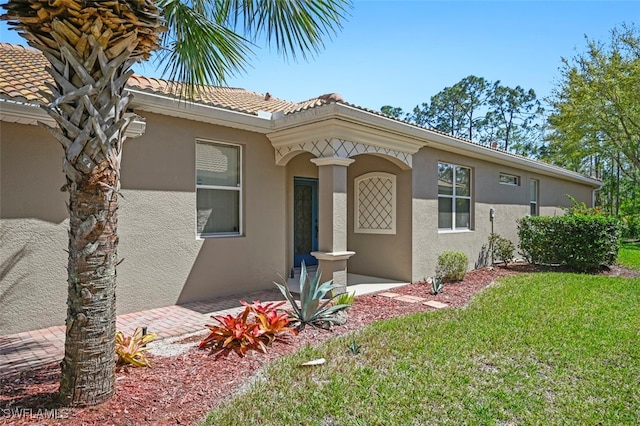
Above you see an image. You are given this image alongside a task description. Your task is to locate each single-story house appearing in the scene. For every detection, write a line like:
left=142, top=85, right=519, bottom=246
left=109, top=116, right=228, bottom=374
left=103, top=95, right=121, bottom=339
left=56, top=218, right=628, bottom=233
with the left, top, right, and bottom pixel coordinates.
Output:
left=0, top=43, right=601, bottom=334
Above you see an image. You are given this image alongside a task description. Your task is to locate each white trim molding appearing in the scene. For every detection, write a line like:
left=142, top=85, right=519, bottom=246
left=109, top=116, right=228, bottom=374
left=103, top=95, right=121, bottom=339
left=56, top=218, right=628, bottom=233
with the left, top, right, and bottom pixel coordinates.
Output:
left=311, top=251, right=356, bottom=261
left=275, top=137, right=413, bottom=169
left=1, top=99, right=146, bottom=139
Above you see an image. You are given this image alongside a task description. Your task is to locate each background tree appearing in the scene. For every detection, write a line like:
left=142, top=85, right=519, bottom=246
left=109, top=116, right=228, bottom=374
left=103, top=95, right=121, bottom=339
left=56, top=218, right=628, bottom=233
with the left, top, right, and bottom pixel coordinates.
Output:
left=545, top=24, right=640, bottom=235
left=407, top=83, right=467, bottom=137
left=380, top=105, right=405, bottom=119
left=2, top=0, right=350, bottom=407
left=404, top=76, right=542, bottom=152
left=481, top=82, right=543, bottom=153
left=456, top=75, right=489, bottom=141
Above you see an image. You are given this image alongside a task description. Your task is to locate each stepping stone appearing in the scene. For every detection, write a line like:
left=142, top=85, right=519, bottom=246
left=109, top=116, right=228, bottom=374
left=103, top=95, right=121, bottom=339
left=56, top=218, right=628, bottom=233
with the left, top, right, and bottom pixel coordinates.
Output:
left=394, top=295, right=426, bottom=303
left=378, top=292, right=401, bottom=298
left=423, top=300, right=449, bottom=309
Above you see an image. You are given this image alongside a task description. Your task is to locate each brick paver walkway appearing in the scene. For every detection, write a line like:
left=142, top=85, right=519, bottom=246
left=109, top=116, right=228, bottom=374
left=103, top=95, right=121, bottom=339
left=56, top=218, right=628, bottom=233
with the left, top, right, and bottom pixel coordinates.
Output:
left=0, top=284, right=441, bottom=377
left=0, top=288, right=282, bottom=377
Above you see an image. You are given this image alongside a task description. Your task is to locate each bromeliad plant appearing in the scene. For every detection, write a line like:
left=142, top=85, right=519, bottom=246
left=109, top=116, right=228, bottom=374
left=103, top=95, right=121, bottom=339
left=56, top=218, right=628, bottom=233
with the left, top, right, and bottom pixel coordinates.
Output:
left=274, top=262, right=351, bottom=330
left=199, top=307, right=263, bottom=358
left=115, top=327, right=157, bottom=369
left=334, top=291, right=356, bottom=306
left=246, top=300, right=298, bottom=344
left=198, top=300, right=296, bottom=358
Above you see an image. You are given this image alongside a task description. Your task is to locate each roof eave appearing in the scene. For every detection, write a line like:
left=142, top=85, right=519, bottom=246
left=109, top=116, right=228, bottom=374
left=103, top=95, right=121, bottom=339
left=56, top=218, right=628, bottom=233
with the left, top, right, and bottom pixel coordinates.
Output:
left=271, top=103, right=601, bottom=188
left=128, top=89, right=273, bottom=134
left=423, top=131, right=602, bottom=187
left=0, top=99, right=146, bottom=138
left=268, top=103, right=426, bottom=155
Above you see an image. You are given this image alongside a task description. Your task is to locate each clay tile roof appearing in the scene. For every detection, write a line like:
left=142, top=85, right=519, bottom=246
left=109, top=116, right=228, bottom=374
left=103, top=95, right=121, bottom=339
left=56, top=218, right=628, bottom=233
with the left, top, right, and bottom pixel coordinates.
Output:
left=0, top=42, right=50, bottom=104
left=0, top=42, right=339, bottom=115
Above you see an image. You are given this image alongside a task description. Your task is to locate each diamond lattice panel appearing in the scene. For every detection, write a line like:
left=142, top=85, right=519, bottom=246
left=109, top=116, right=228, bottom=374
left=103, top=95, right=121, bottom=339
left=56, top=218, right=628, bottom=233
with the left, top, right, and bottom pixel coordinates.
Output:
left=356, top=174, right=395, bottom=234
left=274, top=139, right=412, bottom=168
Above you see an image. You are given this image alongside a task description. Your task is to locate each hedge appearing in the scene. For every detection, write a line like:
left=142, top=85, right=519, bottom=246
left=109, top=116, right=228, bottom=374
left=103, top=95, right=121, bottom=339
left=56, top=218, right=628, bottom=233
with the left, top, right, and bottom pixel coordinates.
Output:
left=517, top=214, right=621, bottom=271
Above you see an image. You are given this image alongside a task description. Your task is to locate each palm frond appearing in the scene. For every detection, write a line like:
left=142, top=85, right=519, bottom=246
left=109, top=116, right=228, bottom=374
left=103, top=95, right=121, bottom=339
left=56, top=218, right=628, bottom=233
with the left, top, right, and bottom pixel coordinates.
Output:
left=155, top=0, right=253, bottom=97
left=224, top=0, right=351, bottom=61
left=154, top=0, right=351, bottom=97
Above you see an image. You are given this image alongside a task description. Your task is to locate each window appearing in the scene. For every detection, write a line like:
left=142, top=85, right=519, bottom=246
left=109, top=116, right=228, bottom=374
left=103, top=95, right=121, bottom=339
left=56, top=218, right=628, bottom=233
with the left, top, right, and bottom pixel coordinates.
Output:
left=499, top=173, right=520, bottom=186
left=354, top=172, right=396, bottom=234
left=529, top=179, right=538, bottom=216
left=196, top=140, right=241, bottom=237
left=438, top=162, right=471, bottom=230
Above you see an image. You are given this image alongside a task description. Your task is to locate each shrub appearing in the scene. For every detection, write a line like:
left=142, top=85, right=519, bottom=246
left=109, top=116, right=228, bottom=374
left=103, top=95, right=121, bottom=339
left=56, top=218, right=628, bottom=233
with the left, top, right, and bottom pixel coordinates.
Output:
left=115, top=327, right=157, bottom=368
left=621, top=215, right=640, bottom=240
left=488, top=233, right=516, bottom=267
left=436, top=251, right=468, bottom=282
left=564, top=194, right=605, bottom=216
left=274, top=262, right=351, bottom=330
left=518, top=214, right=621, bottom=271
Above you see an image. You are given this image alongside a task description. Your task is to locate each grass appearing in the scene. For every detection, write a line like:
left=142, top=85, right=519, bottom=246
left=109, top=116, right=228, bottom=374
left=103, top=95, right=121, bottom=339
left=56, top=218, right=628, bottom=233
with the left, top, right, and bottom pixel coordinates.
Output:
left=203, top=273, right=640, bottom=425
left=619, top=241, right=640, bottom=270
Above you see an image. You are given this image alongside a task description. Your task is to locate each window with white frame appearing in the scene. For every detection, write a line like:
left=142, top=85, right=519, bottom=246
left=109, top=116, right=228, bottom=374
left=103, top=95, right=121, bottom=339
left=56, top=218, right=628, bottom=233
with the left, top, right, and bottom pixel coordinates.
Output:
left=530, top=179, right=538, bottom=216
left=354, top=172, right=396, bottom=234
left=499, top=173, right=520, bottom=186
left=438, top=162, right=472, bottom=230
left=196, top=140, right=241, bottom=237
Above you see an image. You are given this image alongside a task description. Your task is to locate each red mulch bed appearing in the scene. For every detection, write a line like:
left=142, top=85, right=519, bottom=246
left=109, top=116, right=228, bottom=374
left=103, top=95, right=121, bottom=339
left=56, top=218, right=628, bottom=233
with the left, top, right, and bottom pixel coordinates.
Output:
left=1, top=264, right=637, bottom=425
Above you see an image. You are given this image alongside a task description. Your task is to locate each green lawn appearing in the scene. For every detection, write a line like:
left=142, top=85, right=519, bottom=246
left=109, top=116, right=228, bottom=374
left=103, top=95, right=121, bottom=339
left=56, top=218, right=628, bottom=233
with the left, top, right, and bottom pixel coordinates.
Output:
left=619, top=241, right=640, bottom=270
left=203, top=273, right=640, bottom=425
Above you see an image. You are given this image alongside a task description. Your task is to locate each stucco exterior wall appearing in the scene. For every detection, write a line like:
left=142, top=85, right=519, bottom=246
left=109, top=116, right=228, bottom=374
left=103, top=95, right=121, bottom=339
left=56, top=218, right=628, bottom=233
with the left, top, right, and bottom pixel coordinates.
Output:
left=128, top=113, right=287, bottom=305
left=347, top=154, right=412, bottom=282
left=1, top=122, right=69, bottom=333
left=411, top=146, right=596, bottom=282
left=1, top=113, right=287, bottom=334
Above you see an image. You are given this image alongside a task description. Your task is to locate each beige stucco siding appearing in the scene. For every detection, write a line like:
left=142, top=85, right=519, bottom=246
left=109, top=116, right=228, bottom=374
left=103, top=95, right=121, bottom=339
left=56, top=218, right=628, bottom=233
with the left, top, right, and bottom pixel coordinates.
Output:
left=1, top=122, right=69, bottom=333
left=1, top=113, right=287, bottom=334
left=123, top=113, right=287, bottom=305
left=411, top=146, right=595, bottom=282
left=347, top=154, right=412, bottom=282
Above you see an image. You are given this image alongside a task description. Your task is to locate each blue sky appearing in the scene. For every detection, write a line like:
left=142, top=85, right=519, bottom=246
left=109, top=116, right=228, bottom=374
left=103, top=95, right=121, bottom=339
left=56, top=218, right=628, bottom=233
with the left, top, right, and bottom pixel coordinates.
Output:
left=1, top=1, right=638, bottom=112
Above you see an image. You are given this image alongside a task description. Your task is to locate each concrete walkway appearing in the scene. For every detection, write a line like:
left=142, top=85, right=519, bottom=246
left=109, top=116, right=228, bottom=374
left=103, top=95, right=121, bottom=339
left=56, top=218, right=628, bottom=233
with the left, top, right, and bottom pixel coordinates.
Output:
left=1, top=276, right=409, bottom=377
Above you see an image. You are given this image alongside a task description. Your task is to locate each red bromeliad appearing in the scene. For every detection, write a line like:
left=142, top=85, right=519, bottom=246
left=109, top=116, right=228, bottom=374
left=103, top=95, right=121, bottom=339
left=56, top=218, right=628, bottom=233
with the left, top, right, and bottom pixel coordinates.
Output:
left=199, top=300, right=296, bottom=357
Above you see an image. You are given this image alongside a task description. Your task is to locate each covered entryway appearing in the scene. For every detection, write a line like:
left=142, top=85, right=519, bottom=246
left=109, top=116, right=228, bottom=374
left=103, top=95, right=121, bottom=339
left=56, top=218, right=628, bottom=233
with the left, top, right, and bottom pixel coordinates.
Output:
left=267, top=104, right=425, bottom=291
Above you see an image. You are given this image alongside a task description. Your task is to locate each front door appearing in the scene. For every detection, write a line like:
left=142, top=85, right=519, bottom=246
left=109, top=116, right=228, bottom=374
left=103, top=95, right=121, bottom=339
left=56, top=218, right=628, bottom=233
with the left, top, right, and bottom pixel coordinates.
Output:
left=293, top=177, right=318, bottom=267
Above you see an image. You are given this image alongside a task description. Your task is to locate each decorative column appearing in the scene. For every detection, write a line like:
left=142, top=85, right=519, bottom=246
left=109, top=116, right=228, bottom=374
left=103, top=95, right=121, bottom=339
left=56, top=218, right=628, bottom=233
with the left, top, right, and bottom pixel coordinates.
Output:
left=310, top=157, right=355, bottom=293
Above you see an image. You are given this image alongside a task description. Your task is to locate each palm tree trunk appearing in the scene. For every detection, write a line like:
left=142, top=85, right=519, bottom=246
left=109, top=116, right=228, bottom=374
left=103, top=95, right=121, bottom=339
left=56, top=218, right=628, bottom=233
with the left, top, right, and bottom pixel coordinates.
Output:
left=2, top=0, right=162, bottom=406
left=46, top=32, right=137, bottom=406
left=60, top=161, right=120, bottom=405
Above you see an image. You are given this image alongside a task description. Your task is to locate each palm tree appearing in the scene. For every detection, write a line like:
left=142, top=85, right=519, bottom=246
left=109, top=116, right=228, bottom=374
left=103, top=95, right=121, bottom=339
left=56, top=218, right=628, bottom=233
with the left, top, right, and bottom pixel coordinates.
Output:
left=1, top=0, right=349, bottom=407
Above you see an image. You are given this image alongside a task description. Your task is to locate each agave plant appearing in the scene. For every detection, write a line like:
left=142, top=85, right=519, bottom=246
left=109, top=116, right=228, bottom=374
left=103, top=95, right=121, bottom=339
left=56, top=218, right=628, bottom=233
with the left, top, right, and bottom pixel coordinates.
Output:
left=427, top=277, right=444, bottom=295
left=115, top=327, right=157, bottom=369
left=274, top=262, right=351, bottom=330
